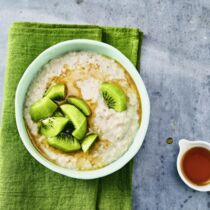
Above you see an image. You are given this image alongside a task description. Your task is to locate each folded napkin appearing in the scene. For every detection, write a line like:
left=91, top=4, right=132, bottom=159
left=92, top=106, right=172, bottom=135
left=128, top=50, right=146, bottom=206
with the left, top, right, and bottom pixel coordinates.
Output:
left=0, top=22, right=143, bottom=210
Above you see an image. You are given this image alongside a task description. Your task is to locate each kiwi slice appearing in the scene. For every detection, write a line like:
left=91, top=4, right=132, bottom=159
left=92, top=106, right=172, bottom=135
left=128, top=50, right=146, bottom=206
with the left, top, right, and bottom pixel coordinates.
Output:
left=67, top=97, right=91, bottom=116
left=48, top=133, right=81, bottom=152
left=72, top=120, right=87, bottom=140
left=53, top=111, right=64, bottom=117
left=44, top=84, right=66, bottom=100
left=81, top=133, right=98, bottom=152
left=40, top=117, right=69, bottom=137
left=100, top=82, right=127, bottom=112
left=60, top=104, right=87, bottom=140
left=29, top=97, right=58, bottom=122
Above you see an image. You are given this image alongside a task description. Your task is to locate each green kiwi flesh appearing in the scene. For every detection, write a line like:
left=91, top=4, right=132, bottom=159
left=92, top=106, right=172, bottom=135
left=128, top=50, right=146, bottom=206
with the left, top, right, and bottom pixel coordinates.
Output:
left=48, top=133, right=81, bottom=152
left=40, top=117, right=69, bottom=137
left=100, top=82, right=127, bottom=112
left=60, top=104, right=87, bottom=140
left=29, top=97, right=58, bottom=122
left=53, top=111, right=64, bottom=117
left=44, top=84, right=66, bottom=100
left=67, top=97, right=91, bottom=116
left=81, top=133, right=98, bottom=152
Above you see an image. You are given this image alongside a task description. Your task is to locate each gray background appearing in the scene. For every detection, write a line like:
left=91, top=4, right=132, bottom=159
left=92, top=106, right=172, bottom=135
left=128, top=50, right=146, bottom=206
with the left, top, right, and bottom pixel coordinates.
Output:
left=0, top=0, right=210, bottom=209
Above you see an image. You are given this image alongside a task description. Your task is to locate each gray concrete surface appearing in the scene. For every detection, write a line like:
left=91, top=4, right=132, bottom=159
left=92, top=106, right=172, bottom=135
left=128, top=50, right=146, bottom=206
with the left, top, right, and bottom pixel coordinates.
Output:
left=0, top=0, right=210, bottom=209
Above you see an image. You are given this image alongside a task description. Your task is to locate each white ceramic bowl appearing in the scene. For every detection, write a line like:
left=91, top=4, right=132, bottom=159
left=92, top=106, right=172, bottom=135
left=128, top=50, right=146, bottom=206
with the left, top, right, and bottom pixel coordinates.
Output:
left=15, top=39, right=150, bottom=179
left=177, top=139, right=210, bottom=192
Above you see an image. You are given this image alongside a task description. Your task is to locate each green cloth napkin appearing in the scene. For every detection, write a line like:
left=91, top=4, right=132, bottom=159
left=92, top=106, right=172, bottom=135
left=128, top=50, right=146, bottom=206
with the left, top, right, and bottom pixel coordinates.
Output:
left=0, top=22, right=143, bottom=210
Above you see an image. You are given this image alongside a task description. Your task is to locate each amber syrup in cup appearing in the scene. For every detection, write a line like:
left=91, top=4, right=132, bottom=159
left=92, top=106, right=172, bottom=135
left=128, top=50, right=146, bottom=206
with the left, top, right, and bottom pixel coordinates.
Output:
left=181, top=147, right=210, bottom=186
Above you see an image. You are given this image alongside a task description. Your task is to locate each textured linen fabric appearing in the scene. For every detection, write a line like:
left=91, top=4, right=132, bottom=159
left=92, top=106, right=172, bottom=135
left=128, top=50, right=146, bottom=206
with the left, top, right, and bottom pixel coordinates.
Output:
left=0, top=22, right=143, bottom=210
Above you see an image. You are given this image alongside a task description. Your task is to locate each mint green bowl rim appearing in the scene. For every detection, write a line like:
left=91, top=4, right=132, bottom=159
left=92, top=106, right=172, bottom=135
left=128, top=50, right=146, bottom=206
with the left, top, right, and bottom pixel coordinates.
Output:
left=15, top=39, right=150, bottom=179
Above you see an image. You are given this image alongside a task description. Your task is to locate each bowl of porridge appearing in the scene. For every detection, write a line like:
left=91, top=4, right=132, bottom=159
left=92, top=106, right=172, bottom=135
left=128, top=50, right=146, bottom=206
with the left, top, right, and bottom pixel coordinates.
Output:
left=15, top=39, right=150, bottom=179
